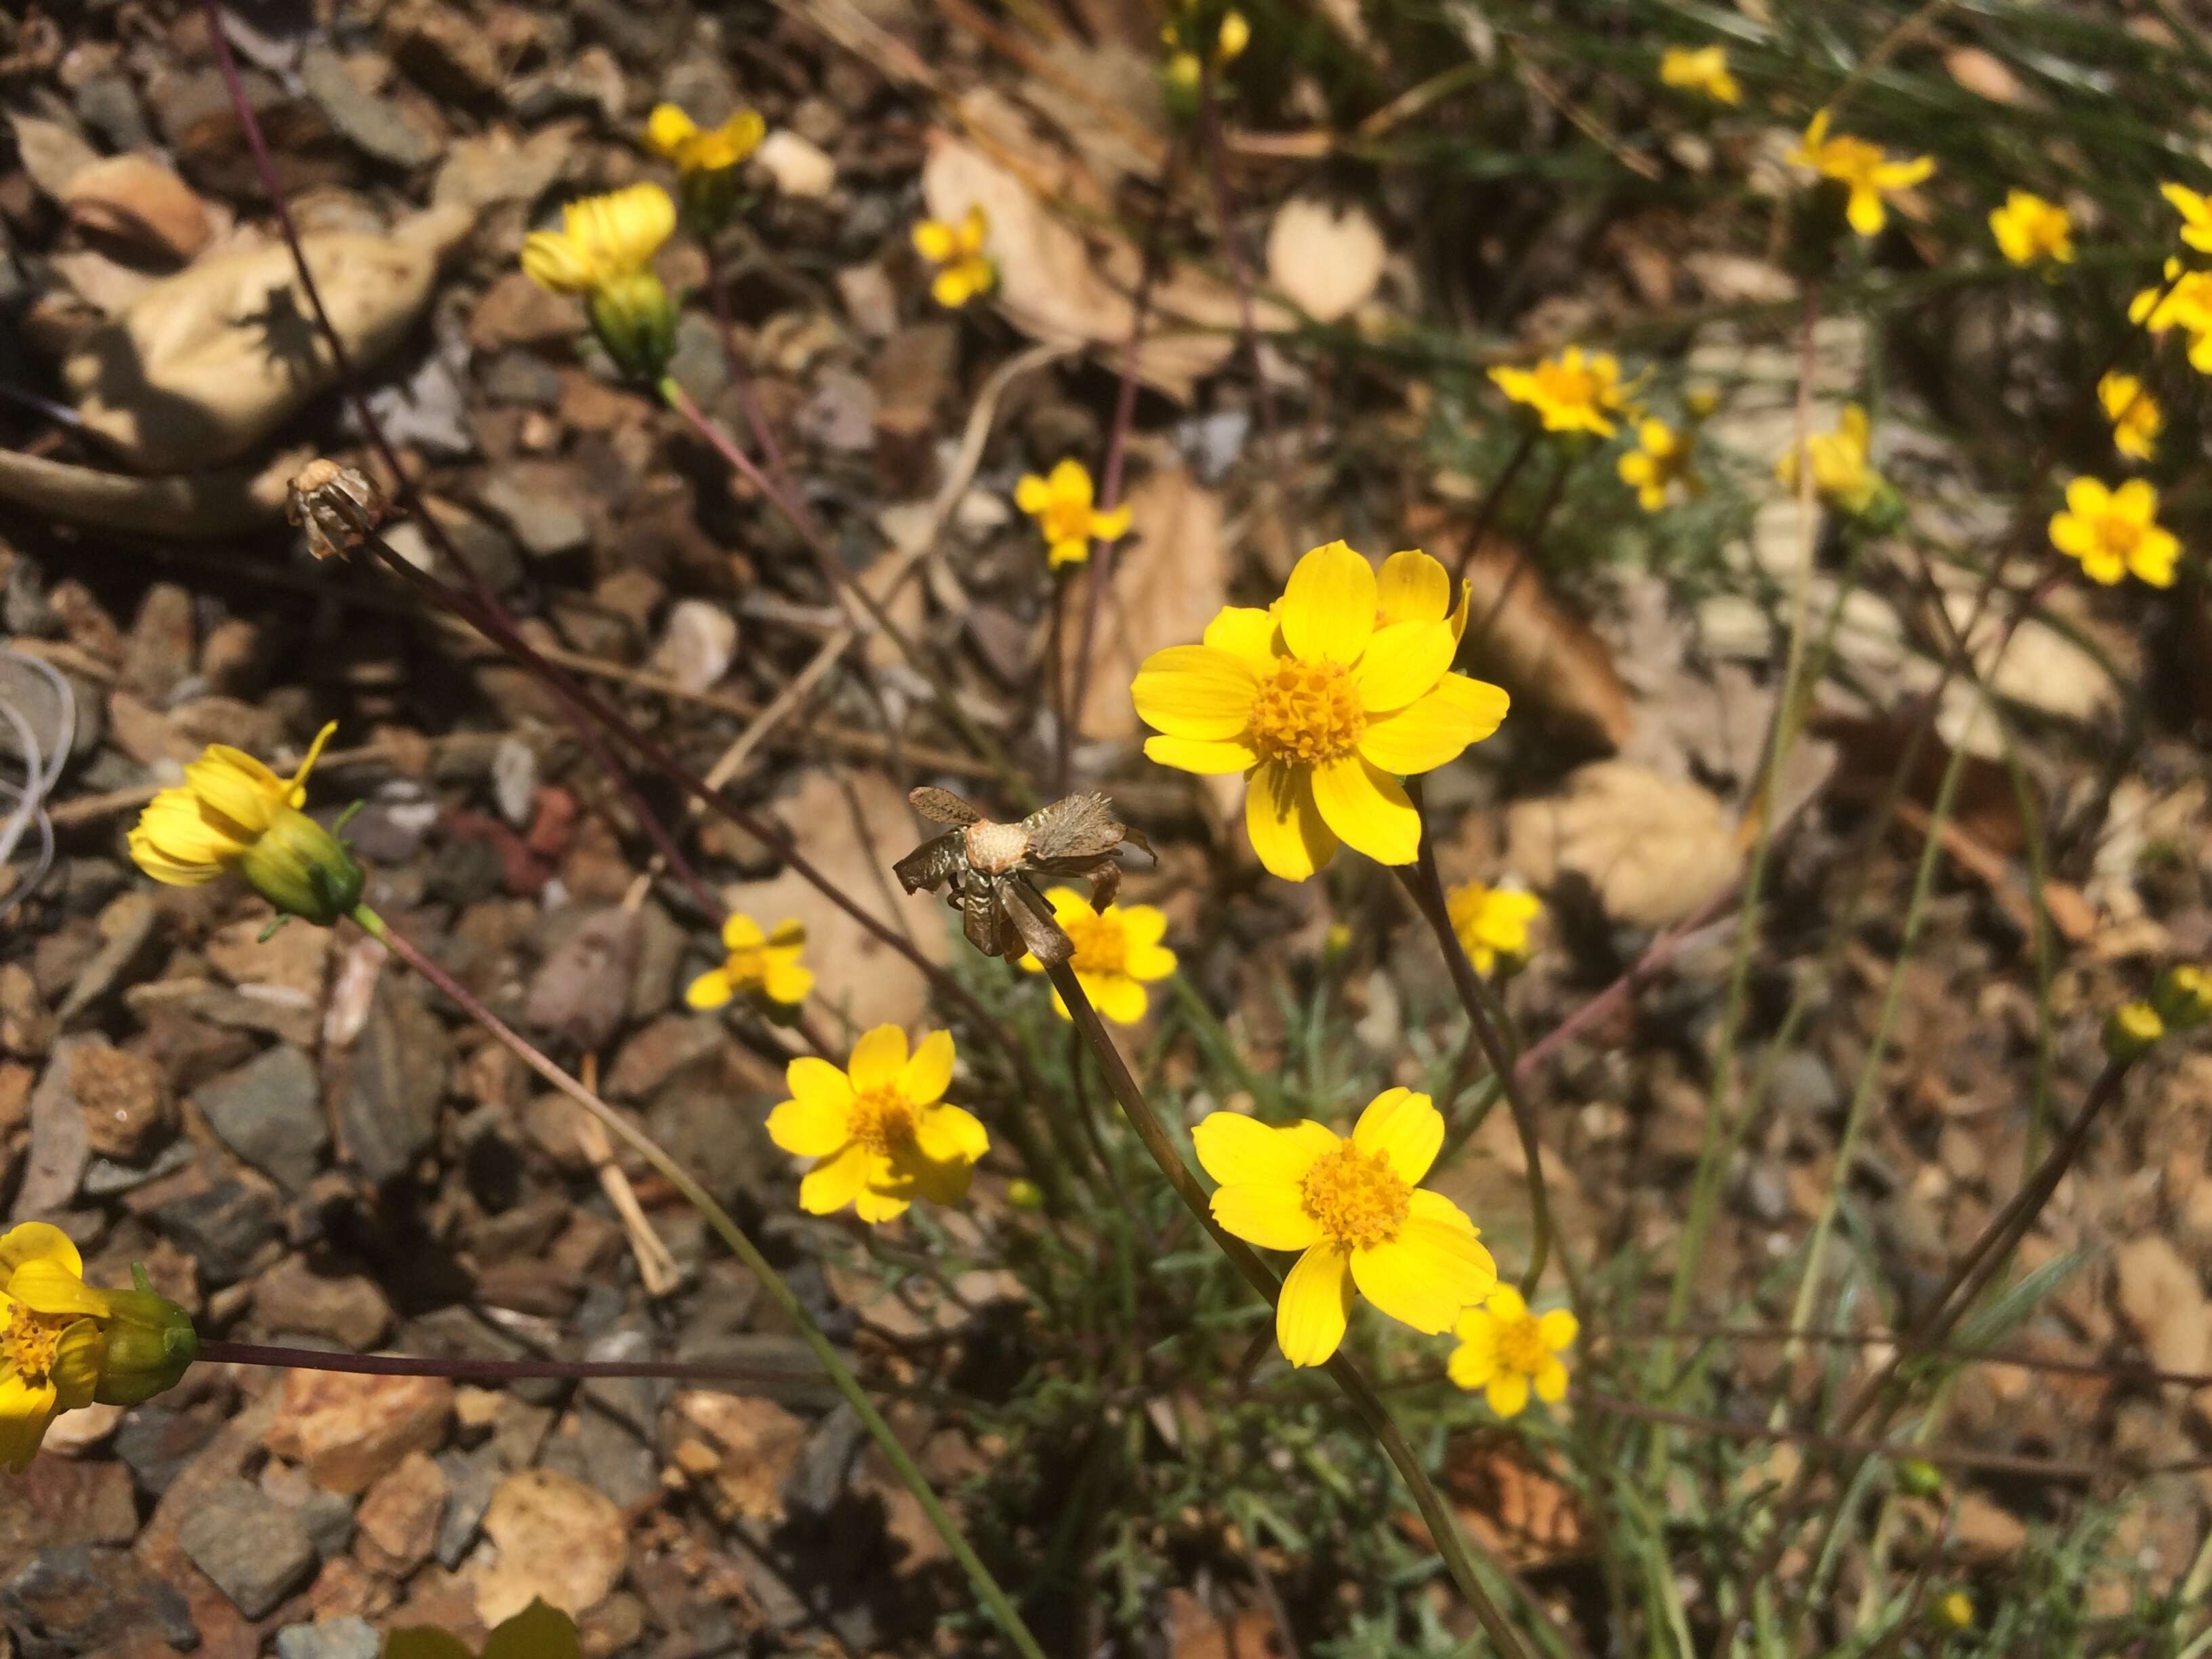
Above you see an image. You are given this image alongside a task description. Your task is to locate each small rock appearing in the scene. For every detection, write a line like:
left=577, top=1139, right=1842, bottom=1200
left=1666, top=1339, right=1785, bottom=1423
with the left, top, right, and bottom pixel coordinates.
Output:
left=68, top=1042, right=173, bottom=1162
left=119, top=582, right=197, bottom=702
left=835, top=262, right=899, bottom=339
left=9, top=113, right=99, bottom=201
left=1952, top=1491, right=2027, bottom=1564
left=340, top=977, right=449, bottom=1187
left=386, top=0, right=504, bottom=100
left=145, top=1164, right=283, bottom=1286
left=605, top=1014, right=722, bottom=1102
left=114, top=1400, right=225, bottom=1498
left=468, top=1469, right=627, bottom=1625
left=647, top=599, right=737, bottom=695
left=299, top=45, right=438, bottom=169
left=434, top=1446, right=499, bottom=1569
left=525, top=909, right=642, bottom=1053
left=275, top=1615, right=381, bottom=1659
left=73, top=75, right=152, bottom=153
left=253, top=1253, right=394, bottom=1350
left=756, top=129, right=836, bottom=198
left=2114, top=1235, right=2212, bottom=1382
left=1, top=965, right=54, bottom=1059
left=354, top=1451, right=447, bottom=1578
left=476, top=465, right=590, bottom=560
left=178, top=1477, right=318, bottom=1620
left=63, top=155, right=213, bottom=263
left=18, top=1038, right=94, bottom=1216
left=264, top=1370, right=454, bottom=1496
left=468, top=272, right=579, bottom=351
left=432, top=125, right=574, bottom=213
left=57, top=891, right=160, bottom=1022
left=0, top=1460, right=138, bottom=1580
left=479, top=350, right=562, bottom=409
left=196, top=1043, right=328, bottom=1194
left=2, top=1544, right=199, bottom=1657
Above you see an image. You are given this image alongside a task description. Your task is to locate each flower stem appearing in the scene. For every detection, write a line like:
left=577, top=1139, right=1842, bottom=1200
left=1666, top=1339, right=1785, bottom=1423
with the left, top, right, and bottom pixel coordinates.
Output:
left=199, top=1339, right=838, bottom=1390
left=1042, top=956, right=1540, bottom=1659
left=348, top=903, right=1050, bottom=1659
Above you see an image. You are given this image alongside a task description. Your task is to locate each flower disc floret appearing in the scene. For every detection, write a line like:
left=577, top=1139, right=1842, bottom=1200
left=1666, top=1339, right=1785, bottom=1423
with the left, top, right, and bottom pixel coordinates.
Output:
left=1299, top=1143, right=1409, bottom=1252
left=1249, top=659, right=1366, bottom=764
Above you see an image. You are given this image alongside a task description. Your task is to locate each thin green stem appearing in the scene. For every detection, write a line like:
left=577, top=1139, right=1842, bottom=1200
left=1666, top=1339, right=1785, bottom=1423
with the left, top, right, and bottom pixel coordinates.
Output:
left=1042, top=954, right=1542, bottom=1659
left=350, top=904, right=1049, bottom=1659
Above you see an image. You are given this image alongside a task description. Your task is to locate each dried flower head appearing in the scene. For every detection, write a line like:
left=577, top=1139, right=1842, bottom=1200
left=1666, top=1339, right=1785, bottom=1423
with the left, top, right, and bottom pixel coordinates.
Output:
left=287, top=459, right=390, bottom=562
left=894, top=788, right=1152, bottom=966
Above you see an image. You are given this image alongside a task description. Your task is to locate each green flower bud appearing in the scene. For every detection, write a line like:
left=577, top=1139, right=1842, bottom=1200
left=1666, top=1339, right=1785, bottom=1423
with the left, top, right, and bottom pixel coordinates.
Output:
left=93, top=1271, right=199, bottom=1406
left=238, top=805, right=366, bottom=928
left=1894, top=1457, right=1944, bottom=1499
left=2152, top=965, right=2212, bottom=1032
left=588, top=271, right=680, bottom=384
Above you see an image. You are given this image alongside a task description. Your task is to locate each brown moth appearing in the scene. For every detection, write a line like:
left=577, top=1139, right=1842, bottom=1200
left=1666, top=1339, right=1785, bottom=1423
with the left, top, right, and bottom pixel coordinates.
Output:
left=894, top=788, right=1153, bottom=966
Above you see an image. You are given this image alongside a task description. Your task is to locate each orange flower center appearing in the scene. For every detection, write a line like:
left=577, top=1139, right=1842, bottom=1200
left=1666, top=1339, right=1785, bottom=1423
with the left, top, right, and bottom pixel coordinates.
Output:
left=2090, top=512, right=2143, bottom=560
left=1496, top=1313, right=1549, bottom=1376
left=1814, top=136, right=1887, bottom=188
left=4, top=1303, right=76, bottom=1387
left=1300, top=1143, right=1409, bottom=1251
left=1250, top=660, right=1366, bottom=766
left=725, top=944, right=768, bottom=989
left=1536, top=361, right=1603, bottom=412
left=848, top=1089, right=919, bottom=1158
left=1063, top=911, right=1127, bottom=977
left=1040, top=497, right=1092, bottom=544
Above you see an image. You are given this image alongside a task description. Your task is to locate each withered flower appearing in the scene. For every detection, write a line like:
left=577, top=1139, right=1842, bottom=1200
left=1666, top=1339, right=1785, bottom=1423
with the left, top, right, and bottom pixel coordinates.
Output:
left=287, top=459, right=390, bottom=562
left=894, top=789, right=1151, bottom=966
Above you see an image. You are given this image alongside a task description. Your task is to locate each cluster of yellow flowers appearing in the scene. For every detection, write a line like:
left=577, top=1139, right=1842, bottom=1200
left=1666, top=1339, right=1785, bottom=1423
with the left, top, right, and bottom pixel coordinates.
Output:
left=912, top=205, right=996, bottom=310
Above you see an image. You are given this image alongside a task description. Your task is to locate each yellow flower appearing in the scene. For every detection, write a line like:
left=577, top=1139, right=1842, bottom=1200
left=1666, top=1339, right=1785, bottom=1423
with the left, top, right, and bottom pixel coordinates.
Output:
left=129, top=722, right=364, bottom=926
left=1490, top=347, right=1637, bottom=438
left=520, top=183, right=676, bottom=294
left=2104, top=999, right=2166, bottom=1062
left=388, top=1599, right=580, bottom=1659
left=2131, top=260, right=2212, bottom=374
left=1446, top=882, right=1543, bottom=976
left=1195, top=1089, right=1498, bottom=1366
left=1988, top=190, right=2074, bottom=266
left=1133, top=543, right=1509, bottom=882
left=686, top=916, right=813, bottom=1011
left=1935, top=1591, right=1973, bottom=1632
left=1448, top=1285, right=1577, bottom=1417
left=912, top=207, right=995, bottom=309
left=767, top=1026, right=989, bottom=1223
left=1659, top=45, right=1740, bottom=106
left=647, top=104, right=766, bottom=176
left=2098, top=372, right=2162, bottom=463
left=0, top=1225, right=194, bottom=1469
left=2154, top=964, right=2212, bottom=1031
left=519, top=184, right=680, bottom=380
left=1616, top=417, right=1701, bottom=512
left=1775, top=403, right=1883, bottom=517
left=1786, top=110, right=1935, bottom=237
left=2048, top=477, right=2178, bottom=587
left=647, top=104, right=765, bottom=232
left=1015, top=459, right=1132, bottom=569
left=1018, top=887, right=1176, bottom=1022
left=2160, top=182, right=2212, bottom=253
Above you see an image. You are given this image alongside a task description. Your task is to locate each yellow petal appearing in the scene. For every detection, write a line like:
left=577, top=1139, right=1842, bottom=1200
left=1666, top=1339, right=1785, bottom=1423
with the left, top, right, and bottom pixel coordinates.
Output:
left=1486, top=1370, right=1530, bottom=1417
left=1539, top=1307, right=1580, bottom=1351
left=1376, top=550, right=1450, bottom=628
left=1276, top=1244, right=1352, bottom=1367
left=1356, top=689, right=1477, bottom=775
left=914, top=1103, right=989, bottom=1165
left=1532, top=1356, right=1570, bottom=1403
left=184, top=749, right=284, bottom=836
left=1015, top=474, right=1052, bottom=514
left=1211, top=1182, right=1322, bottom=1250
left=2113, top=478, right=2158, bottom=521
left=1088, top=972, right=1149, bottom=1025
left=1351, top=620, right=1456, bottom=714
left=1117, top=905, right=1168, bottom=949
left=5, top=1261, right=110, bottom=1322
left=1351, top=1088, right=1443, bottom=1186
left=852, top=1183, right=914, bottom=1224
left=1431, top=674, right=1510, bottom=743
left=932, top=268, right=975, bottom=308
left=799, top=1144, right=871, bottom=1214
left=50, top=1320, right=102, bottom=1409
left=1089, top=505, right=1132, bottom=541
left=768, top=1095, right=852, bottom=1158
left=1278, top=541, right=1376, bottom=665
left=786, top=1055, right=855, bottom=1113
left=722, top=914, right=765, bottom=951
left=762, top=958, right=815, bottom=1006
left=1845, top=185, right=1886, bottom=237
left=1204, top=607, right=1284, bottom=676
left=285, top=720, right=339, bottom=800
left=1448, top=1332, right=1498, bottom=1389
left=647, top=104, right=701, bottom=157
left=1351, top=1213, right=1496, bottom=1336
left=0, top=1223, right=81, bottom=1281
left=2049, top=513, right=2093, bottom=558
left=520, top=230, right=595, bottom=293
left=1485, top=1284, right=1528, bottom=1323
left=1046, top=457, right=1092, bottom=507
left=1193, top=1113, right=1340, bottom=1187
left=1124, top=942, right=1179, bottom=981
left=1143, top=734, right=1260, bottom=775
left=0, top=1375, right=58, bottom=1470
left=684, top=968, right=735, bottom=1010
left=913, top=220, right=957, bottom=263
left=847, top=1025, right=909, bottom=1092
left=1308, top=754, right=1420, bottom=865
left=1245, top=760, right=1337, bottom=881
left=768, top=919, right=806, bottom=950
left=899, top=1029, right=956, bottom=1106
left=1132, top=645, right=1261, bottom=741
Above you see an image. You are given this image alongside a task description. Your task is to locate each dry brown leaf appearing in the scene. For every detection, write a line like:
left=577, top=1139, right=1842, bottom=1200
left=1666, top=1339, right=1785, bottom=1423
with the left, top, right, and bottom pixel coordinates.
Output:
left=62, top=209, right=467, bottom=471
left=1444, top=531, right=1633, bottom=753
left=1061, top=466, right=1227, bottom=741
left=1504, top=761, right=1739, bottom=929
left=920, top=125, right=1284, bottom=402
left=1265, top=197, right=1387, bottom=323
left=1443, top=1433, right=1589, bottom=1570
left=1945, top=46, right=2032, bottom=107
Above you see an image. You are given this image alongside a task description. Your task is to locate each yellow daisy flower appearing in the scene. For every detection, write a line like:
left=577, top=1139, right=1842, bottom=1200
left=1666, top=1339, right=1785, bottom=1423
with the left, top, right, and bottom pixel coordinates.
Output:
left=1195, top=1089, right=1498, bottom=1367
left=2097, top=372, right=2162, bottom=463
left=1448, top=1285, right=1577, bottom=1417
left=912, top=206, right=996, bottom=309
left=388, top=1599, right=580, bottom=1659
left=1775, top=403, right=1883, bottom=516
left=685, top=915, right=813, bottom=1011
left=1132, top=542, right=1509, bottom=882
left=1490, top=347, right=1637, bottom=438
left=519, top=183, right=677, bottom=295
left=1658, top=45, right=1740, bottom=106
left=1616, top=417, right=1700, bottom=512
left=1015, top=459, right=1133, bottom=569
left=1446, top=882, right=1543, bottom=976
left=128, top=722, right=363, bottom=926
left=2160, top=182, right=2212, bottom=254
left=1017, top=886, right=1176, bottom=1023
left=1988, top=190, right=2074, bottom=266
left=2048, top=476, right=2179, bottom=587
left=647, top=103, right=765, bottom=232
left=2131, top=260, right=2212, bottom=373
left=768, top=1026, right=989, bottom=1224
left=1786, top=110, right=1934, bottom=238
